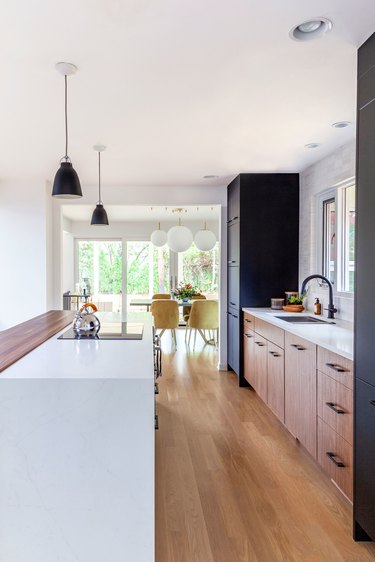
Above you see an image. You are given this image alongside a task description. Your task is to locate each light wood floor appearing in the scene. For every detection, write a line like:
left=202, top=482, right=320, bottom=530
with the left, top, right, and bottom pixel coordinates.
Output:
left=155, top=330, right=375, bottom=562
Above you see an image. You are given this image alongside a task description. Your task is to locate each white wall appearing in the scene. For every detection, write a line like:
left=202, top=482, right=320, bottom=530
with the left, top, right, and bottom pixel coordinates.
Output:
left=0, top=180, right=49, bottom=329
left=299, top=140, right=355, bottom=321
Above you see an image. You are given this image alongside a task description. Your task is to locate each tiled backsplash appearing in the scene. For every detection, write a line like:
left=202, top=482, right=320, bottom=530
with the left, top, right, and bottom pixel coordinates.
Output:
left=299, top=140, right=355, bottom=322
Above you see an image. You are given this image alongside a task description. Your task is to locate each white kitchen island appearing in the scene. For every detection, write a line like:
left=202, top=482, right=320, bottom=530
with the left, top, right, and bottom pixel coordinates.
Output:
left=0, top=312, right=154, bottom=562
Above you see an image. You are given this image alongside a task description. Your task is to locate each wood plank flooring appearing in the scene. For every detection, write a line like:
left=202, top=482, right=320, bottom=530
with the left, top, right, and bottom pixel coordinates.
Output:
left=155, top=331, right=375, bottom=561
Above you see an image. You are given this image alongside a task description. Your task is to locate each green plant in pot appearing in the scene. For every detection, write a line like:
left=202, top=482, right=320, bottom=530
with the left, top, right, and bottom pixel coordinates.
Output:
left=283, top=291, right=307, bottom=312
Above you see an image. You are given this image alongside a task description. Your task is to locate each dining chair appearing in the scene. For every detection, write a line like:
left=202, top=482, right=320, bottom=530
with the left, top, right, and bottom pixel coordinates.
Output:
left=150, top=299, right=179, bottom=347
left=185, top=300, right=219, bottom=347
left=182, top=294, right=206, bottom=323
left=152, top=293, right=171, bottom=299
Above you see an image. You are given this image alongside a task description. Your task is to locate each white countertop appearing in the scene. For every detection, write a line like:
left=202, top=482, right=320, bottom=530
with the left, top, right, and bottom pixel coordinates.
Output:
left=242, top=308, right=354, bottom=360
left=1, top=311, right=154, bottom=380
left=0, top=311, right=155, bottom=562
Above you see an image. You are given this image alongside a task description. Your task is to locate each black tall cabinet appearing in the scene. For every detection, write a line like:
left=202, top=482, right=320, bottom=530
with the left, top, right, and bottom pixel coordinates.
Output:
left=354, top=32, right=375, bottom=542
left=227, top=173, right=299, bottom=384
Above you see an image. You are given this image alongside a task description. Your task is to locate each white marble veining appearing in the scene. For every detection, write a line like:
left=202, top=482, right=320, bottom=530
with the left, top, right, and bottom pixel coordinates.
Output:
left=0, top=312, right=154, bottom=562
left=243, top=308, right=353, bottom=360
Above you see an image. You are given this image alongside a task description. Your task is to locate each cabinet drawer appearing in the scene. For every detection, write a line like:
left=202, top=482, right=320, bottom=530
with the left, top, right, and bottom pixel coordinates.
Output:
left=267, top=343, right=284, bottom=423
left=318, top=418, right=353, bottom=501
left=317, top=347, right=353, bottom=390
left=254, top=334, right=267, bottom=402
left=317, top=371, right=353, bottom=445
left=254, top=318, right=284, bottom=349
left=243, top=312, right=255, bottom=334
left=243, top=331, right=255, bottom=387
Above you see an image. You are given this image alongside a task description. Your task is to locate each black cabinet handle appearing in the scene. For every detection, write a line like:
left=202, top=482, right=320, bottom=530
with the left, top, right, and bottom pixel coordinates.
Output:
left=227, top=216, right=238, bottom=223
left=233, top=314, right=238, bottom=319
left=228, top=260, right=237, bottom=264
left=245, top=319, right=252, bottom=323
left=269, top=351, right=281, bottom=357
left=230, top=301, right=236, bottom=306
left=325, top=401, right=345, bottom=415
left=227, top=312, right=232, bottom=316
left=291, top=344, right=306, bottom=351
left=370, top=400, right=375, bottom=407
left=245, top=334, right=253, bottom=338
left=255, top=341, right=266, bottom=346
left=325, top=362, right=347, bottom=373
left=326, top=452, right=345, bottom=468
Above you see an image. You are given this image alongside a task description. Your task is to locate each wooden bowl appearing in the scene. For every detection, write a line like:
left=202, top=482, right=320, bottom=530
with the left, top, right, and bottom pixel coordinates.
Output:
left=282, top=304, right=304, bottom=313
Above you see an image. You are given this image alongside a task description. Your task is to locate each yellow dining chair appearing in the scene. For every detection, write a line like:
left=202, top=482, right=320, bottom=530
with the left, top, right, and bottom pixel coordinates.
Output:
left=150, top=299, right=179, bottom=347
left=182, top=294, right=206, bottom=323
left=185, top=300, right=219, bottom=347
left=152, top=293, right=171, bottom=299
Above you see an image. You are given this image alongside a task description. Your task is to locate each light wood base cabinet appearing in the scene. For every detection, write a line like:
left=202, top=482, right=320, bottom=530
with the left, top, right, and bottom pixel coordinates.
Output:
left=284, top=332, right=317, bottom=459
left=254, top=334, right=268, bottom=402
left=267, top=344, right=284, bottom=423
left=243, top=331, right=255, bottom=388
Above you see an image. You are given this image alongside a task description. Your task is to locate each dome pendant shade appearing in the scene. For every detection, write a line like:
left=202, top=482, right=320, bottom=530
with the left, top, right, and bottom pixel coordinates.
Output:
left=52, top=161, right=82, bottom=198
left=167, top=224, right=193, bottom=253
left=91, top=203, right=109, bottom=225
left=151, top=222, right=167, bottom=247
left=194, top=228, right=216, bottom=251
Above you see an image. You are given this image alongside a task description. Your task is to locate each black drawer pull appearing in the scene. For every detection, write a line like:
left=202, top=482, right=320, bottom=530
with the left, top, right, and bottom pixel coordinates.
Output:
left=269, top=351, right=281, bottom=357
left=325, top=401, right=345, bottom=414
left=326, top=452, right=345, bottom=468
left=245, top=334, right=253, bottom=338
left=326, top=362, right=347, bottom=373
left=255, top=341, right=266, bottom=346
left=370, top=400, right=375, bottom=407
left=155, top=382, right=159, bottom=395
left=245, top=319, right=252, bottom=323
left=232, top=314, right=238, bottom=319
left=230, top=301, right=236, bottom=306
left=228, top=260, right=237, bottom=264
left=291, top=344, right=306, bottom=351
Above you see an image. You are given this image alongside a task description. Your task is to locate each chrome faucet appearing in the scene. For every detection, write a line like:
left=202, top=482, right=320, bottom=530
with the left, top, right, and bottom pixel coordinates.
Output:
left=300, top=274, right=337, bottom=319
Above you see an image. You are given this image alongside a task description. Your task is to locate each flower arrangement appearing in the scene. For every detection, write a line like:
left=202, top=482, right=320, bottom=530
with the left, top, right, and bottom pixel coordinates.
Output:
left=173, top=282, right=199, bottom=300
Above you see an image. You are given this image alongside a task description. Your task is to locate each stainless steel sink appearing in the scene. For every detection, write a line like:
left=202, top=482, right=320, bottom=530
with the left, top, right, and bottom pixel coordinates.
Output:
left=274, top=316, right=335, bottom=324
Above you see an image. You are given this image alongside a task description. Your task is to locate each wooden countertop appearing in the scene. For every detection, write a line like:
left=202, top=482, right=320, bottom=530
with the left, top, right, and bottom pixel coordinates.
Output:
left=0, top=310, right=74, bottom=373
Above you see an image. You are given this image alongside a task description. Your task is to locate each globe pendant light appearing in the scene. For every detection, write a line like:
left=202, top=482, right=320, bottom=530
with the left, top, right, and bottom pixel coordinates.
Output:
left=52, top=62, right=82, bottom=198
left=151, top=222, right=167, bottom=247
left=91, top=145, right=109, bottom=225
left=194, top=221, right=216, bottom=251
left=167, top=217, right=193, bottom=253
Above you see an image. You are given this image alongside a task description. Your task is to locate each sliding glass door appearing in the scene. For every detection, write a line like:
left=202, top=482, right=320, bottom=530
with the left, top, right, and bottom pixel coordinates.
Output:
left=126, top=241, right=170, bottom=307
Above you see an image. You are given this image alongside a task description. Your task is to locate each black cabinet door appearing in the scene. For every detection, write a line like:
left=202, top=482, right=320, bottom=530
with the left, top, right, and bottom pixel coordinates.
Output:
left=354, top=378, right=375, bottom=540
left=228, top=266, right=240, bottom=309
left=228, top=176, right=240, bottom=224
left=356, top=100, right=375, bottom=388
left=227, top=308, right=240, bottom=375
left=228, top=222, right=239, bottom=266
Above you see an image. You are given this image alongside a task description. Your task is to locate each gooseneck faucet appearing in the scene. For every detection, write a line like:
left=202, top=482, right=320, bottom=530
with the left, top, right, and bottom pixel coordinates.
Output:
left=300, top=274, right=337, bottom=319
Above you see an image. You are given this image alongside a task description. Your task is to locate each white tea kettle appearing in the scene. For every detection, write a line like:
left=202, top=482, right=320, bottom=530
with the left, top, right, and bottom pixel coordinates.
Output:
left=73, top=303, right=100, bottom=337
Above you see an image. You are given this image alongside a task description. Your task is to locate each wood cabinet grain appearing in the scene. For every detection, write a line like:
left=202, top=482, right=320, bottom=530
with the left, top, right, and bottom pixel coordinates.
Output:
left=267, top=343, right=285, bottom=423
left=243, top=331, right=255, bottom=388
left=254, top=334, right=268, bottom=402
left=317, top=370, right=353, bottom=445
left=318, top=418, right=353, bottom=501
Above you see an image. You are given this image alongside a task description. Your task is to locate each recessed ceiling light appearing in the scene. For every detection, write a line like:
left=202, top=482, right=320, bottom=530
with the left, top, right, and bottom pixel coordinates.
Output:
left=290, top=18, right=333, bottom=41
left=203, top=175, right=219, bottom=179
left=304, top=143, right=321, bottom=149
left=332, top=121, right=351, bottom=129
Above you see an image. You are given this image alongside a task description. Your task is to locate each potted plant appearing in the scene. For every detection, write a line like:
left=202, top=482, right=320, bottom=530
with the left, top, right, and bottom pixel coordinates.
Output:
left=283, top=292, right=307, bottom=312
left=173, top=282, right=199, bottom=302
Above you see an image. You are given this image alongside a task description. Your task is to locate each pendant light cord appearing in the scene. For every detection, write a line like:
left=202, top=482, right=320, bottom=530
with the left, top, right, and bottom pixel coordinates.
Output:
left=64, top=74, right=68, bottom=160
left=98, top=151, right=102, bottom=204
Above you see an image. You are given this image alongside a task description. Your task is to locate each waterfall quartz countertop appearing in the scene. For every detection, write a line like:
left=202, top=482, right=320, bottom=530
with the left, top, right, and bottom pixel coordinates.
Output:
left=0, top=311, right=155, bottom=562
left=242, top=308, right=353, bottom=360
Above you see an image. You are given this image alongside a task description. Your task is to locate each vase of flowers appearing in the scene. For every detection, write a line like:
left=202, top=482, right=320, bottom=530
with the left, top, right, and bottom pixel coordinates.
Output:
left=173, top=282, right=199, bottom=301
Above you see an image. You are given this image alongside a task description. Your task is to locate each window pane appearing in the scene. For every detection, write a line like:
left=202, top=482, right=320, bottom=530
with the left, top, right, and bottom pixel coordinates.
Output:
left=178, top=243, right=219, bottom=298
left=323, top=199, right=336, bottom=284
left=153, top=246, right=170, bottom=294
left=343, top=184, right=356, bottom=292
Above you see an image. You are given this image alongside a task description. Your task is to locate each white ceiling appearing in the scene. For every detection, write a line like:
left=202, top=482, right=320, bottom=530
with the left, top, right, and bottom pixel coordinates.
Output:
left=62, top=204, right=220, bottom=222
left=1, top=0, right=375, bottom=187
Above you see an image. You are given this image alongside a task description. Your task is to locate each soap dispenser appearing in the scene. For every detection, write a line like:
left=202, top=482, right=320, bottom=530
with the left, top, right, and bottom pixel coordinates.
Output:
left=314, top=298, right=321, bottom=316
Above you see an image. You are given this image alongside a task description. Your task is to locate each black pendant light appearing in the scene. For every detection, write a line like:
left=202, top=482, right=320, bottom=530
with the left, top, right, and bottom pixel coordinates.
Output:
left=91, top=145, right=109, bottom=225
left=52, top=62, right=82, bottom=198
